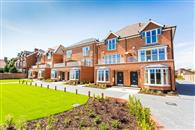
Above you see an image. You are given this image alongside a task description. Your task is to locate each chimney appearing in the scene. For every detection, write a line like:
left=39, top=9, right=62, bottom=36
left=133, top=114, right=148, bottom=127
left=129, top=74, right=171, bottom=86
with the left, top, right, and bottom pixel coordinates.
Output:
left=139, top=22, right=141, bottom=27
left=149, top=19, right=152, bottom=21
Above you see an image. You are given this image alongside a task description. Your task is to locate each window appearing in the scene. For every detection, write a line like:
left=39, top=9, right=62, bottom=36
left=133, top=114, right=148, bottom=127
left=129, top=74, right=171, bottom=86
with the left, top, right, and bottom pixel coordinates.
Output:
left=51, top=70, right=57, bottom=78
left=107, top=38, right=117, bottom=50
left=142, top=28, right=161, bottom=44
left=139, top=47, right=167, bottom=62
left=82, top=46, right=90, bottom=56
left=66, top=50, right=72, bottom=58
left=97, top=69, right=109, bottom=82
left=82, top=59, right=91, bottom=66
left=104, top=54, right=121, bottom=64
left=144, top=68, right=169, bottom=85
left=70, top=69, right=79, bottom=80
left=28, top=70, right=32, bottom=77
left=38, top=70, right=44, bottom=78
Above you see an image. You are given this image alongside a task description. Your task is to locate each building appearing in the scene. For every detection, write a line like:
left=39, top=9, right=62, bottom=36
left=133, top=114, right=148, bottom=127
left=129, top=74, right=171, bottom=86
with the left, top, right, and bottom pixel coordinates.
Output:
left=0, top=59, right=6, bottom=70
left=15, top=49, right=39, bottom=73
left=94, top=20, right=176, bottom=91
left=51, top=38, right=98, bottom=82
left=28, top=45, right=64, bottom=79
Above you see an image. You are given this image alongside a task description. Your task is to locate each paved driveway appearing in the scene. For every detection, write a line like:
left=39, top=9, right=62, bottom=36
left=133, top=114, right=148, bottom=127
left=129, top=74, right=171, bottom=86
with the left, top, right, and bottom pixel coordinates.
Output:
left=32, top=80, right=195, bottom=130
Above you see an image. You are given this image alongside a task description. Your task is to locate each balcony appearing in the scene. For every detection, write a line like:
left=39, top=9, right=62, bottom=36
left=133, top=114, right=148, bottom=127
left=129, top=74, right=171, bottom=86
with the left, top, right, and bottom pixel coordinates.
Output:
left=98, top=58, right=125, bottom=65
left=67, top=61, right=80, bottom=67
left=39, top=64, right=50, bottom=68
left=53, top=63, right=66, bottom=68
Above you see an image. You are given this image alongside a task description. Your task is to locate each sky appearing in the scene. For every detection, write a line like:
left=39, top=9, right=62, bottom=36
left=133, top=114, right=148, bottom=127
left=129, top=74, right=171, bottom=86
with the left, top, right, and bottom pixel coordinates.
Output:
left=0, top=0, right=194, bottom=69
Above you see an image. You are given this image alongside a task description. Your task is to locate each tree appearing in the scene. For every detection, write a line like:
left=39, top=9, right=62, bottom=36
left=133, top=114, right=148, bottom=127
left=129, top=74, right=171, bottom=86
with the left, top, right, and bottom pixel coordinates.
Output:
left=9, top=66, right=17, bottom=73
left=3, top=58, right=17, bottom=73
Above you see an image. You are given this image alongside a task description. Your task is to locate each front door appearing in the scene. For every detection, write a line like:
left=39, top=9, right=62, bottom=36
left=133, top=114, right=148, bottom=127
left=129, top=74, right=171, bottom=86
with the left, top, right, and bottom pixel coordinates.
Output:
left=130, top=71, right=138, bottom=85
left=117, top=72, right=123, bottom=85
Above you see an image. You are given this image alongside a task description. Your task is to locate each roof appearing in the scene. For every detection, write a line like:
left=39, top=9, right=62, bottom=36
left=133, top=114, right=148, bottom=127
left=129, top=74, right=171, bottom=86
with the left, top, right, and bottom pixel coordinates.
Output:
left=0, top=59, right=6, bottom=68
left=47, top=44, right=65, bottom=53
left=116, top=22, right=147, bottom=38
left=66, top=38, right=98, bottom=49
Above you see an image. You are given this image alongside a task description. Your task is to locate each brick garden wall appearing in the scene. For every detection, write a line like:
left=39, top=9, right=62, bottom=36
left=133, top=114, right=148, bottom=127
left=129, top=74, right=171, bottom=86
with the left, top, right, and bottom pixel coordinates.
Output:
left=0, top=73, right=27, bottom=79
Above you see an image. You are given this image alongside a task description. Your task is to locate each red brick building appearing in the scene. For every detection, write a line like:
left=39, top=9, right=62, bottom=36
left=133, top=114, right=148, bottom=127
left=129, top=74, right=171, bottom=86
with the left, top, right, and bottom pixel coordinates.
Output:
left=28, top=45, right=64, bottom=79
left=95, top=20, right=176, bottom=90
left=51, top=38, right=98, bottom=83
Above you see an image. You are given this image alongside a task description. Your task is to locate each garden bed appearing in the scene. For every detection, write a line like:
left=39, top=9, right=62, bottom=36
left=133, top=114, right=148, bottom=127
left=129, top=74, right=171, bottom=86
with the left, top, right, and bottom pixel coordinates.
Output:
left=139, top=88, right=178, bottom=96
left=25, top=98, right=139, bottom=130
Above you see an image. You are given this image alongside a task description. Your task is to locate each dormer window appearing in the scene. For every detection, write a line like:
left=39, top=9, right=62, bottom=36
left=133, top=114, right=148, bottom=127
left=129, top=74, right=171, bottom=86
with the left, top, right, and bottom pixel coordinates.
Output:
left=107, top=38, right=117, bottom=51
left=66, top=50, right=72, bottom=58
left=142, top=28, right=161, bottom=44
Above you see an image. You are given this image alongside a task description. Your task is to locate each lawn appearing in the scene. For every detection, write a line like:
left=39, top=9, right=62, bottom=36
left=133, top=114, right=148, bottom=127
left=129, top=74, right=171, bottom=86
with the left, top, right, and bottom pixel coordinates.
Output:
left=0, top=79, right=32, bottom=83
left=0, top=83, right=88, bottom=124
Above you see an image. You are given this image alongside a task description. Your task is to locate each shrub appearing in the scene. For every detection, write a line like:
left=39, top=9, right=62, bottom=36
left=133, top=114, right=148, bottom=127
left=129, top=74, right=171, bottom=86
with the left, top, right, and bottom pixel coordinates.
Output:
left=46, top=116, right=56, bottom=130
left=9, top=66, right=17, bottom=73
left=35, top=122, right=41, bottom=130
left=79, top=119, right=87, bottom=128
left=100, top=123, right=109, bottom=130
left=94, top=116, right=101, bottom=124
left=4, top=114, right=15, bottom=129
left=89, top=112, right=96, bottom=118
left=176, top=75, right=184, bottom=80
left=64, top=118, right=71, bottom=127
left=0, top=68, right=4, bottom=73
left=111, top=120, right=120, bottom=128
left=128, top=95, right=155, bottom=130
left=16, top=119, right=26, bottom=130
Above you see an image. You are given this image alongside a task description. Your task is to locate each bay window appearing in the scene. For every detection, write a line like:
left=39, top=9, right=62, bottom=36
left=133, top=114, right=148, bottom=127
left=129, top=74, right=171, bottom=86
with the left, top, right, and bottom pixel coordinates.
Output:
left=144, top=67, right=169, bottom=86
left=97, top=69, right=109, bottom=82
left=139, top=47, right=167, bottom=62
left=70, top=69, right=79, bottom=80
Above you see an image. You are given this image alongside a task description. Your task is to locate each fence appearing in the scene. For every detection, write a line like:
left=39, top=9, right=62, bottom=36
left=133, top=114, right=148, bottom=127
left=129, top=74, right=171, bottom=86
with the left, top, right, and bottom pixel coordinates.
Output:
left=0, top=73, right=27, bottom=79
left=183, top=74, right=195, bottom=83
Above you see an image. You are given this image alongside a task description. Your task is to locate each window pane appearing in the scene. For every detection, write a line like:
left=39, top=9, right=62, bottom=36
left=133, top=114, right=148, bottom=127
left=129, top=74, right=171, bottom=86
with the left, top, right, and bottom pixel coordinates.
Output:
left=163, top=69, right=168, bottom=84
left=152, top=49, right=158, bottom=61
left=159, top=48, right=165, bottom=60
left=146, top=31, right=150, bottom=37
left=156, top=69, right=161, bottom=84
left=146, top=36, right=151, bottom=44
left=152, top=30, right=156, bottom=35
left=141, top=50, right=145, bottom=61
left=152, top=35, right=157, bottom=43
left=157, top=28, right=161, bottom=34
left=150, top=69, right=155, bottom=84
left=144, top=70, right=148, bottom=83
left=146, top=50, right=151, bottom=61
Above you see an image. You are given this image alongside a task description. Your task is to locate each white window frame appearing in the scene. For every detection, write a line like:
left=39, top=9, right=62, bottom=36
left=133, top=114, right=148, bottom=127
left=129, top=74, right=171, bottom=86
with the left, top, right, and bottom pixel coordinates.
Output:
left=107, top=38, right=117, bottom=51
left=104, top=54, right=121, bottom=64
left=97, top=69, right=110, bottom=82
left=82, top=46, right=90, bottom=56
left=144, top=68, right=169, bottom=86
left=70, top=69, right=80, bottom=80
left=138, top=46, right=167, bottom=62
left=66, top=50, right=72, bottom=58
left=144, top=28, right=161, bottom=44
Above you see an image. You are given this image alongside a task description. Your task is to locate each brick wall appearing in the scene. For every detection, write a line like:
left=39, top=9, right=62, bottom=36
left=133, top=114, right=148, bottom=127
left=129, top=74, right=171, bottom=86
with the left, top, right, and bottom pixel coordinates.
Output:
left=0, top=73, right=27, bottom=79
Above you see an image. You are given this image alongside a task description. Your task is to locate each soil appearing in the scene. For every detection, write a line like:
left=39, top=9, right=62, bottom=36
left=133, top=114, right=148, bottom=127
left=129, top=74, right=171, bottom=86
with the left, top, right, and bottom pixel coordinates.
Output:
left=25, top=98, right=139, bottom=130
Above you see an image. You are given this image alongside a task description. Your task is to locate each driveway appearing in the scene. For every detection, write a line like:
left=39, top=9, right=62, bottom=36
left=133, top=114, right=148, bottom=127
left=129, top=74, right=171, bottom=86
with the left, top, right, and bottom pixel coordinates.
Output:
left=32, top=80, right=195, bottom=130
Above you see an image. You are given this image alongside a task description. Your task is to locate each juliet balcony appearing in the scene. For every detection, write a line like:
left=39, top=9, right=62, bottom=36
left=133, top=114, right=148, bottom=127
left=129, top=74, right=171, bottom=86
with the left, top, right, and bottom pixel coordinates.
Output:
left=53, top=63, right=66, bottom=68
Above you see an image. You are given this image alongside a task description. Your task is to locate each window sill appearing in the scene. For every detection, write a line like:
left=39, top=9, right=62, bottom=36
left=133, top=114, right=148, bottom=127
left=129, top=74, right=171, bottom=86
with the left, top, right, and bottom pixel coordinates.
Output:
left=97, top=81, right=110, bottom=83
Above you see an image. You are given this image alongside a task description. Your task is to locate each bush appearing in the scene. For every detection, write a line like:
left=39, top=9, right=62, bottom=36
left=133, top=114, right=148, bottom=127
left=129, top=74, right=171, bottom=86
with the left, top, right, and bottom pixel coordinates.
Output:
left=85, top=83, right=107, bottom=89
left=16, top=119, right=26, bottom=130
left=176, top=75, right=184, bottom=80
left=4, top=114, right=15, bottom=129
left=94, top=116, right=101, bottom=124
left=111, top=120, right=120, bottom=128
left=0, top=68, right=4, bottom=73
left=100, top=123, right=109, bottom=130
left=64, top=118, right=71, bottom=127
left=128, top=96, right=155, bottom=130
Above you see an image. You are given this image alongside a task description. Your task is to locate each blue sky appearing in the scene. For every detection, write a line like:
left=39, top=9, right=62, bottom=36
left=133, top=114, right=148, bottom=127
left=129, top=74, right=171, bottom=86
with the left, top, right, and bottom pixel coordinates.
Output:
left=0, top=0, right=194, bottom=69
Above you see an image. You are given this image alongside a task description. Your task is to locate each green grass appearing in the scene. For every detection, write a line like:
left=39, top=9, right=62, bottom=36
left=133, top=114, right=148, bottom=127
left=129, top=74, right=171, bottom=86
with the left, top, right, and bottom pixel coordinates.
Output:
left=0, top=79, right=32, bottom=83
left=0, top=83, right=88, bottom=124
